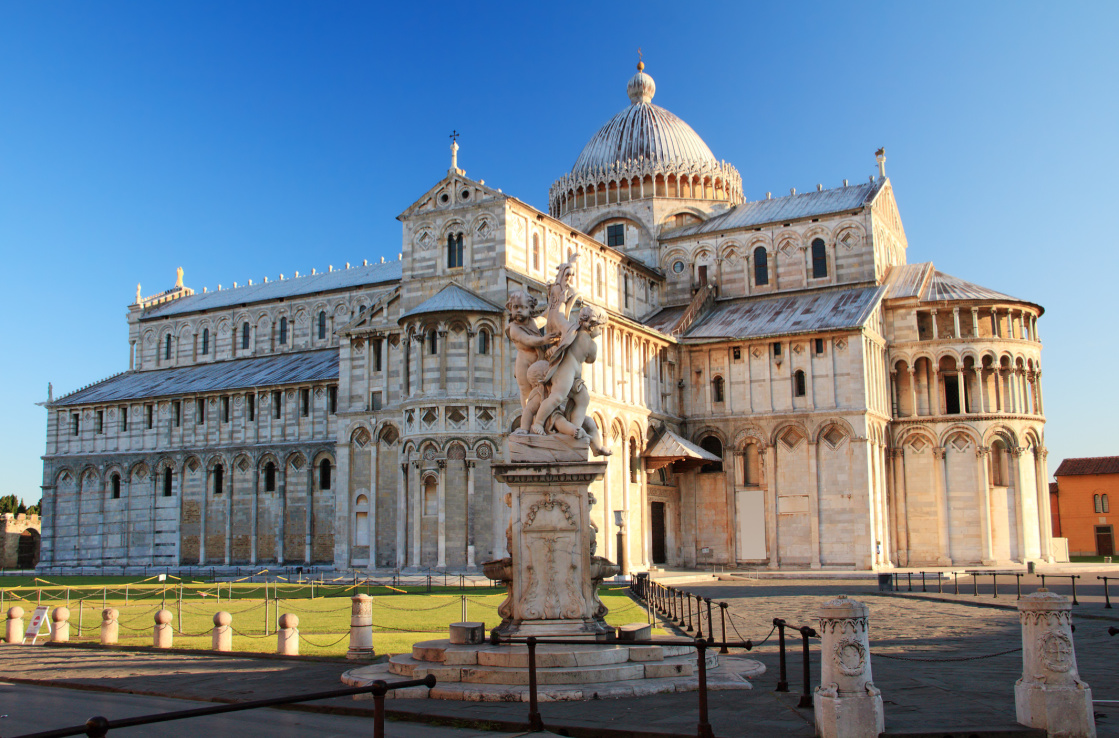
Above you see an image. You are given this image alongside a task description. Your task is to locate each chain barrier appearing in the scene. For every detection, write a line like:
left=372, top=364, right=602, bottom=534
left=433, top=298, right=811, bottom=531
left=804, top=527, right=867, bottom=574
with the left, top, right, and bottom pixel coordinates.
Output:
left=230, top=627, right=274, bottom=640
left=297, top=632, right=350, bottom=648
left=874, top=646, right=1022, bottom=662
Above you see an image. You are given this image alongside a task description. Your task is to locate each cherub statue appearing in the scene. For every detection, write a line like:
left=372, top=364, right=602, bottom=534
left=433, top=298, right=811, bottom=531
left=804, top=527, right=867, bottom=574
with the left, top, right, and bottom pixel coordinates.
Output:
left=504, top=291, right=559, bottom=408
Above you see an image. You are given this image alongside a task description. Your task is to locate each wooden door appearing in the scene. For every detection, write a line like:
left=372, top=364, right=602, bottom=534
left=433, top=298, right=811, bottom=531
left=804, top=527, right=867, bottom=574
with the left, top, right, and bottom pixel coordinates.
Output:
left=650, top=502, right=666, bottom=564
left=1096, top=526, right=1114, bottom=557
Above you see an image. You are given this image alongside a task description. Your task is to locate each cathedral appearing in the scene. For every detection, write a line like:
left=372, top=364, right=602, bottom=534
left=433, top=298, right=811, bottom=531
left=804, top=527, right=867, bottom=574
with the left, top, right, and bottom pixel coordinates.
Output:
left=38, top=63, right=1053, bottom=573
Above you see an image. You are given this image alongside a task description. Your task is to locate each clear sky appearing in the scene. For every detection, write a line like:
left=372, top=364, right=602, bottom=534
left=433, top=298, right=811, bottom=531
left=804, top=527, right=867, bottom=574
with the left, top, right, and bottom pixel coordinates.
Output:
left=1, top=2, right=1116, bottom=504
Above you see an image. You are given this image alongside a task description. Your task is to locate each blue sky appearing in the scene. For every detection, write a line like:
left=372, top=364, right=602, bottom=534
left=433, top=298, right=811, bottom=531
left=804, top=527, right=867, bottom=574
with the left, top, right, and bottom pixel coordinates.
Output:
left=1, top=2, right=1116, bottom=503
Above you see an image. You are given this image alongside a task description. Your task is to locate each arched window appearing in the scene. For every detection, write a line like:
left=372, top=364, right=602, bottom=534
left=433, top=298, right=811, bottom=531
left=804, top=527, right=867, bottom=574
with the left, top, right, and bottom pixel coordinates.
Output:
left=712, top=375, right=725, bottom=403
left=477, top=329, right=490, bottom=355
left=111, top=473, right=121, bottom=499
left=319, top=459, right=331, bottom=490
left=164, top=334, right=172, bottom=361
left=629, top=438, right=639, bottom=483
left=163, top=467, right=173, bottom=497
left=794, top=370, right=806, bottom=397
left=447, top=232, right=463, bottom=269
left=213, top=464, right=224, bottom=495
left=264, top=461, right=276, bottom=492
left=743, top=443, right=760, bottom=486
left=1095, top=494, right=1103, bottom=513
left=241, top=322, right=250, bottom=350
left=354, top=495, right=370, bottom=546
left=428, top=329, right=438, bottom=354
left=201, top=328, right=209, bottom=355
left=1103, top=494, right=1111, bottom=514
left=990, top=441, right=1007, bottom=487
left=700, top=436, right=723, bottom=473
left=532, top=234, right=541, bottom=271
left=753, top=247, right=769, bottom=286
left=279, top=317, right=288, bottom=345
left=423, top=476, right=438, bottom=515
left=318, top=311, right=327, bottom=340
left=811, top=238, right=828, bottom=279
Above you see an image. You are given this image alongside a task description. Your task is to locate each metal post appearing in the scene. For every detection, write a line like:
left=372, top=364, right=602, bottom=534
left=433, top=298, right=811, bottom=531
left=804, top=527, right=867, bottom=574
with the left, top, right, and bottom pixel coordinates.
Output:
left=694, top=594, right=704, bottom=639
left=705, top=598, right=714, bottom=643
left=921, top=571, right=926, bottom=592
left=1016, top=573, right=1022, bottom=600
left=461, top=595, right=467, bottom=622
left=1100, top=576, right=1112, bottom=609
left=774, top=618, right=789, bottom=692
left=954, top=571, right=959, bottom=595
left=686, top=593, right=694, bottom=632
left=126, top=584, right=129, bottom=605
left=372, top=679, right=387, bottom=738
left=937, top=572, right=943, bottom=593
left=718, top=602, right=729, bottom=654
left=992, top=572, right=998, bottom=598
left=1071, top=575, right=1079, bottom=606
left=527, top=636, right=543, bottom=731
left=797, top=626, right=817, bottom=709
left=973, top=573, right=978, bottom=596
left=1041, top=574, right=1047, bottom=589
left=696, top=640, right=713, bottom=738
left=78, top=600, right=83, bottom=637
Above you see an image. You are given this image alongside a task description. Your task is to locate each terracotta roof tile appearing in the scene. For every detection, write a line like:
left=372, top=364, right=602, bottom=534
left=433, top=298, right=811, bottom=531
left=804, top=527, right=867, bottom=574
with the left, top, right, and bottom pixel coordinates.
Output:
left=1054, top=456, right=1119, bottom=477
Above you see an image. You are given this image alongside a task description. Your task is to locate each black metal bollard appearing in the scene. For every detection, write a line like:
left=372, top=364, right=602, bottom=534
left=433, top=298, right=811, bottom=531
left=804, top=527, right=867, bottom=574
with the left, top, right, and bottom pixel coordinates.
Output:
left=774, top=618, right=789, bottom=692
left=921, top=571, right=926, bottom=592
left=686, top=592, right=694, bottom=632
left=527, top=636, right=543, bottom=731
left=954, top=571, right=959, bottom=595
left=1016, top=573, right=1023, bottom=600
left=696, top=640, right=714, bottom=738
left=1100, top=576, right=1113, bottom=609
left=1071, top=575, right=1079, bottom=606
left=907, top=572, right=912, bottom=591
left=718, top=602, right=729, bottom=654
left=937, top=572, right=943, bottom=593
left=973, top=573, right=979, bottom=596
left=372, top=679, right=388, bottom=738
left=797, top=625, right=817, bottom=709
left=992, top=572, right=998, bottom=598
left=694, top=594, right=704, bottom=639
left=705, top=598, right=715, bottom=643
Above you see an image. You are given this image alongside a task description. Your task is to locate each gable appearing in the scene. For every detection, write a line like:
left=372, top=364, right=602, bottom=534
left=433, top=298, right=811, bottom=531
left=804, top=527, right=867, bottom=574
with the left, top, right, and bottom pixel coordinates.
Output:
left=397, top=172, right=508, bottom=221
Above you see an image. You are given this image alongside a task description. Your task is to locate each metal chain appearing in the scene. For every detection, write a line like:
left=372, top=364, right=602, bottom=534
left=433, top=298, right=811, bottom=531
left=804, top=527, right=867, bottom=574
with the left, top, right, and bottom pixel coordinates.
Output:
left=875, top=646, right=1021, bottom=662
left=297, top=632, right=350, bottom=648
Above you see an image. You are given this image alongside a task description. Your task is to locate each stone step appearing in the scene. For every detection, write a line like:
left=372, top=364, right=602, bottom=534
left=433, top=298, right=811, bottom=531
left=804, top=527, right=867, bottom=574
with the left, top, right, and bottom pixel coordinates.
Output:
left=390, top=652, right=702, bottom=684
left=410, top=638, right=701, bottom=667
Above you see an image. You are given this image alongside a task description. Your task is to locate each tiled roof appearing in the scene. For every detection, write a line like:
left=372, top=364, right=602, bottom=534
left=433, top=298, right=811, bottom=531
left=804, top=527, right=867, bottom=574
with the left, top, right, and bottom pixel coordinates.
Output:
left=52, top=350, right=338, bottom=406
left=679, top=285, right=883, bottom=340
left=398, top=283, right=504, bottom=322
left=640, top=304, right=687, bottom=334
left=644, top=429, right=720, bottom=462
left=1054, top=457, right=1119, bottom=477
left=883, top=263, right=934, bottom=300
left=141, top=261, right=403, bottom=319
left=924, top=271, right=1022, bottom=303
left=667, top=179, right=884, bottom=237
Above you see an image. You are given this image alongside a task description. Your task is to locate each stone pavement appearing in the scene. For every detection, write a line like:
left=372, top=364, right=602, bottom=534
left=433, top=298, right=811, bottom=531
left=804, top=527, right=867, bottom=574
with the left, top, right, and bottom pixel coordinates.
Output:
left=1, top=577, right=1117, bottom=737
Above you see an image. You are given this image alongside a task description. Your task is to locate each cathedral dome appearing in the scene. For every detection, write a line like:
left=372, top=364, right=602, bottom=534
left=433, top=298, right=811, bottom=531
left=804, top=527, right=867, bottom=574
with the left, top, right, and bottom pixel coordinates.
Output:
left=550, top=64, right=742, bottom=218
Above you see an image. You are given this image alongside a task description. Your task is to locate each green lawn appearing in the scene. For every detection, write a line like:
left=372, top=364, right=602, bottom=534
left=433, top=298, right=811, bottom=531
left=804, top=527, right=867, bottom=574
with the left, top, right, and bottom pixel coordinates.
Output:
left=1, top=581, right=654, bottom=657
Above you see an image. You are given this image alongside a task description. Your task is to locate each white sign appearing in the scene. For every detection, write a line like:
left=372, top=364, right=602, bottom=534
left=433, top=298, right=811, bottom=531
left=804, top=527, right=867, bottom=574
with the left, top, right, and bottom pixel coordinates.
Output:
left=23, top=605, right=50, bottom=644
left=158, top=574, right=167, bottom=582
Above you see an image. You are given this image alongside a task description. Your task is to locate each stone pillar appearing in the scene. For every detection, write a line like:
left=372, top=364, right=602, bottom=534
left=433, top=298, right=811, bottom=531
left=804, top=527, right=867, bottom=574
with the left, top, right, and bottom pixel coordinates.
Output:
left=765, top=444, right=778, bottom=568
left=347, top=594, right=374, bottom=659
left=5, top=606, right=24, bottom=643
left=976, top=447, right=995, bottom=565
left=100, top=608, right=119, bottom=645
left=814, top=596, right=885, bottom=738
left=153, top=609, right=173, bottom=649
left=368, top=437, right=378, bottom=571
left=50, top=607, right=70, bottom=643
left=212, top=611, right=232, bottom=652
left=437, top=461, right=447, bottom=569
left=907, top=368, right=918, bottom=417
left=1015, top=590, right=1096, bottom=737
left=466, top=460, right=476, bottom=568
left=277, top=613, right=299, bottom=655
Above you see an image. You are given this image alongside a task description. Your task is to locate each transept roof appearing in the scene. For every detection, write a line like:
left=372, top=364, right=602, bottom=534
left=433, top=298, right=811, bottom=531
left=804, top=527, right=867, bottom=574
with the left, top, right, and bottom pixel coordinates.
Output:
left=398, top=283, right=504, bottom=322
left=883, top=262, right=1039, bottom=311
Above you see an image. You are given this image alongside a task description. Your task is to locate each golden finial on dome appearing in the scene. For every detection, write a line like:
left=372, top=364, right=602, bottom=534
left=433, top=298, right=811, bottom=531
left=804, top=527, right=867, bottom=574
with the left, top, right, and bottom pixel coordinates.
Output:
left=637, top=47, right=644, bottom=71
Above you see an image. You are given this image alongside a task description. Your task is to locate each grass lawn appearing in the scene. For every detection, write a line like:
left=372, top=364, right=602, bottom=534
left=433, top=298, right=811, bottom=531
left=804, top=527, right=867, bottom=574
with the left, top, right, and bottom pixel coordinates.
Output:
left=2, top=581, right=655, bottom=657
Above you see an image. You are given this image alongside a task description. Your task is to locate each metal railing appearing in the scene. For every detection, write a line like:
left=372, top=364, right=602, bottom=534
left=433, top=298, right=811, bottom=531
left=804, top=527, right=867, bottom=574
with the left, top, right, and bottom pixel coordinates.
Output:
left=1100, top=576, right=1114, bottom=609
left=9, top=676, right=436, bottom=738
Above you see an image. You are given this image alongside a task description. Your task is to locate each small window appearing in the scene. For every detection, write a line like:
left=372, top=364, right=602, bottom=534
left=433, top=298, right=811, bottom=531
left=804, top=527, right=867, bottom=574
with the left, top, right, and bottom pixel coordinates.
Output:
left=319, top=458, right=331, bottom=490
left=423, top=477, right=438, bottom=515
left=272, top=390, right=282, bottom=419
left=370, top=391, right=382, bottom=411
left=120, top=406, right=128, bottom=432
left=300, top=388, right=310, bottom=417
left=241, top=323, right=250, bottom=350
left=700, top=436, right=723, bottom=473
left=221, top=396, right=230, bottom=423
left=607, top=223, right=625, bottom=247
left=754, top=247, right=769, bottom=286
left=447, top=233, right=464, bottom=269
left=201, top=328, right=209, bottom=355
left=145, top=404, right=153, bottom=429
left=672, top=260, right=685, bottom=274
left=111, top=473, right=121, bottom=499
left=794, top=370, right=806, bottom=397
left=743, top=443, right=760, bottom=486
left=373, top=338, right=383, bottom=371
left=477, top=329, right=489, bottom=355
left=172, top=401, right=181, bottom=428
left=279, top=317, right=288, bottom=345
left=247, top=394, right=255, bottom=422
left=1103, top=494, right=1110, bottom=514
left=213, top=464, right=224, bottom=495
left=532, top=234, right=541, bottom=270
left=264, top=462, right=276, bottom=492
left=772, top=342, right=782, bottom=358
left=164, top=334, right=172, bottom=361
left=70, top=413, right=79, bottom=436
left=196, top=398, right=205, bottom=425
left=163, top=467, right=173, bottom=497
left=1096, top=495, right=1103, bottom=514
left=428, top=330, right=438, bottom=355
left=328, top=386, right=337, bottom=414
left=733, top=347, right=741, bottom=361
left=318, top=311, right=327, bottom=340
left=713, top=375, right=725, bottom=403
left=96, top=410, right=104, bottom=434
left=814, top=338, right=825, bottom=356
left=811, top=238, right=827, bottom=279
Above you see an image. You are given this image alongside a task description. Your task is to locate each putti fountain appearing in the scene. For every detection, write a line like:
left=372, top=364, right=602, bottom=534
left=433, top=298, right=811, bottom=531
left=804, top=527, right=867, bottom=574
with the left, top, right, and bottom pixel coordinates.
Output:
left=343, top=258, right=762, bottom=700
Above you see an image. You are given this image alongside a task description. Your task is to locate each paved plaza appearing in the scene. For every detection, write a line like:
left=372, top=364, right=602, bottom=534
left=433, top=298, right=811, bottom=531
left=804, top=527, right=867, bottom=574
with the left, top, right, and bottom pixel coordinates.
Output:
left=1, top=576, right=1116, bottom=737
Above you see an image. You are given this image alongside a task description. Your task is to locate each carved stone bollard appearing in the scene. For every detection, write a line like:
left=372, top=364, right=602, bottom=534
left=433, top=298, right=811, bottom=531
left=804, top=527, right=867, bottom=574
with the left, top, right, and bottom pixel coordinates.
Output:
left=277, top=613, right=299, bottom=656
left=212, top=611, right=232, bottom=652
left=347, top=594, right=373, bottom=659
left=814, top=595, right=885, bottom=738
left=101, top=608, right=119, bottom=645
left=5, top=606, right=24, bottom=644
left=1015, top=589, right=1096, bottom=738
left=153, top=609, right=173, bottom=649
left=50, top=607, right=70, bottom=643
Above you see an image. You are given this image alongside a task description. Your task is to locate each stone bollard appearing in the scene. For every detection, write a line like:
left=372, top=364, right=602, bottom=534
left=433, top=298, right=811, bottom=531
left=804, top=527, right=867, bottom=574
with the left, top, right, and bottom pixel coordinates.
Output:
left=153, top=609, right=173, bottom=649
left=5, top=606, right=24, bottom=644
left=448, top=621, right=485, bottom=645
left=50, top=607, right=70, bottom=643
left=814, top=595, right=885, bottom=738
left=277, top=613, right=299, bottom=656
left=212, top=611, right=232, bottom=652
left=101, top=608, right=119, bottom=645
left=1015, top=589, right=1096, bottom=737
left=347, top=594, right=373, bottom=659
